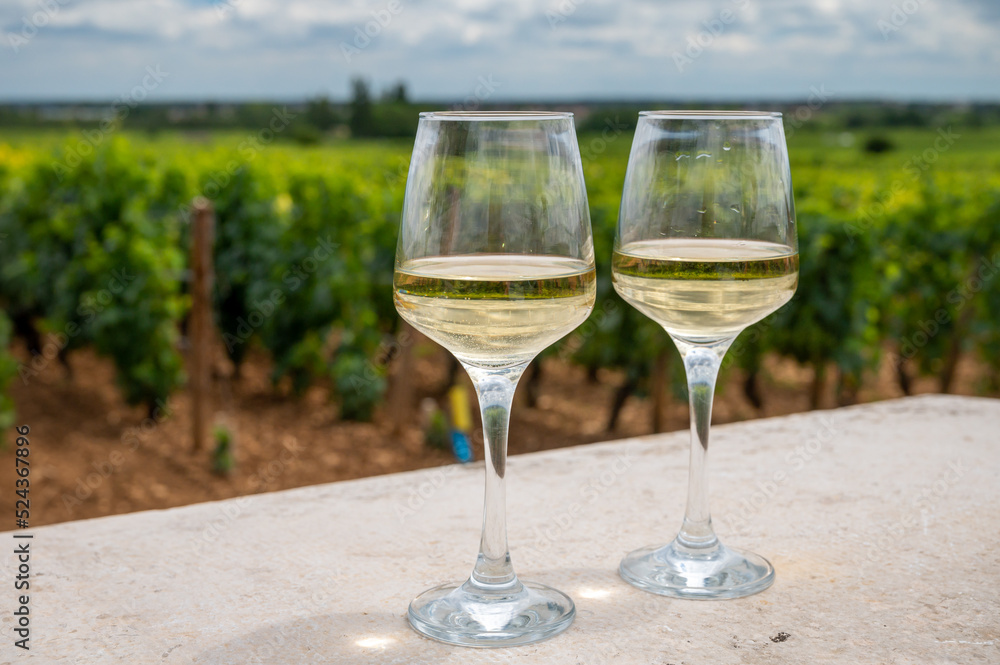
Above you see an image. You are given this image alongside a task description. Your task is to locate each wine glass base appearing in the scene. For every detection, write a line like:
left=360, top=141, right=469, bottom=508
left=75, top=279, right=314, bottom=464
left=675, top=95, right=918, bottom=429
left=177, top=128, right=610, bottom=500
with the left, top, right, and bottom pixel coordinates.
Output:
left=619, top=540, right=774, bottom=599
left=407, top=579, right=575, bottom=647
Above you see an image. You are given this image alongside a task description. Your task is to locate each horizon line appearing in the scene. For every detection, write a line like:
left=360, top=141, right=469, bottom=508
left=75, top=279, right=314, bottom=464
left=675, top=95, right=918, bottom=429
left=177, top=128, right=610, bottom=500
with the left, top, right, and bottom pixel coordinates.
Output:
left=1, top=96, right=999, bottom=106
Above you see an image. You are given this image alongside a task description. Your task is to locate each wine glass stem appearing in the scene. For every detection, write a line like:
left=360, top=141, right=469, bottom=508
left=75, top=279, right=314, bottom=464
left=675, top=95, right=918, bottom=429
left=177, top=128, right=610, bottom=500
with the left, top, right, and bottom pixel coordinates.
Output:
left=673, top=337, right=734, bottom=551
left=463, top=362, right=527, bottom=590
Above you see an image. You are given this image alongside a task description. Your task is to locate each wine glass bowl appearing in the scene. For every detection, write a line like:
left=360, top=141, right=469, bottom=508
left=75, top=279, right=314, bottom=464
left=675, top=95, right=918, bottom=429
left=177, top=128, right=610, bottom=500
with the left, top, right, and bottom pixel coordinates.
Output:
left=394, top=111, right=595, bottom=645
left=613, top=111, right=798, bottom=599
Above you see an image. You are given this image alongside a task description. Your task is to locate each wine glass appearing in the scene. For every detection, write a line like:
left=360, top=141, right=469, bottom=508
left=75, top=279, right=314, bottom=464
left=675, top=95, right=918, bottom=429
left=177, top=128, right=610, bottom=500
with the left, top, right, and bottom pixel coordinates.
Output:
left=394, top=111, right=595, bottom=645
left=613, top=111, right=798, bottom=598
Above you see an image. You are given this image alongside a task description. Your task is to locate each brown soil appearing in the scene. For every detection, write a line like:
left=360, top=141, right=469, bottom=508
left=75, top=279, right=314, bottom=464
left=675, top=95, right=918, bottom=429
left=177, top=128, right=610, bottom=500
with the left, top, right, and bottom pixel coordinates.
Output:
left=3, top=335, right=992, bottom=528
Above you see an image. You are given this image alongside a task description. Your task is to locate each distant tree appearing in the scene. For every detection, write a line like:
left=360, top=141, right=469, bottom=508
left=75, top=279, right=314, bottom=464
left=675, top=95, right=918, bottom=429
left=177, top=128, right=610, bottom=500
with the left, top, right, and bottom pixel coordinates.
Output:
left=373, top=104, right=419, bottom=137
left=383, top=81, right=408, bottom=104
left=578, top=108, right=639, bottom=133
left=349, top=78, right=376, bottom=138
left=305, top=96, right=340, bottom=131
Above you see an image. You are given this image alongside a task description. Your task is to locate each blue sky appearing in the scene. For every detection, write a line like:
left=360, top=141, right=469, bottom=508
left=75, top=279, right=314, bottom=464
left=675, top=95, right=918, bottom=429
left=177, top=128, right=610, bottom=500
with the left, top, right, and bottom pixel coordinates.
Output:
left=1, top=0, right=998, bottom=101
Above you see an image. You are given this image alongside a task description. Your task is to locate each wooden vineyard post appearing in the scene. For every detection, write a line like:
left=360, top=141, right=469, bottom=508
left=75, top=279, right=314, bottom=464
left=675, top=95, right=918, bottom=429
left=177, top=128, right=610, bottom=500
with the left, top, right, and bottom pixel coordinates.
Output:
left=388, top=322, right=417, bottom=437
left=190, top=198, right=215, bottom=452
left=651, top=349, right=670, bottom=433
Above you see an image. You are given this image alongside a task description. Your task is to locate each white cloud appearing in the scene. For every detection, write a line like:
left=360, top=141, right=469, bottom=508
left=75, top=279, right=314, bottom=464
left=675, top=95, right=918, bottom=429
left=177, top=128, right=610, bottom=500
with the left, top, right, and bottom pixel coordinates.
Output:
left=0, top=0, right=997, bottom=99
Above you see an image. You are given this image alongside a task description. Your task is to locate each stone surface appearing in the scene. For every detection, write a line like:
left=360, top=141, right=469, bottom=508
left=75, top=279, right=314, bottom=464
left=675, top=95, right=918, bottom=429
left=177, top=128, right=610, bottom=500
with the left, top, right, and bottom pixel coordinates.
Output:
left=2, top=395, right=999, bottom=664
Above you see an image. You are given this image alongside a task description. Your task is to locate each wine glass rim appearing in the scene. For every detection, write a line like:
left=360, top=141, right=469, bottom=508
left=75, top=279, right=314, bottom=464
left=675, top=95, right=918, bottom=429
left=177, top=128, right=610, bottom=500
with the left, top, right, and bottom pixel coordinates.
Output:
left=419, top=111, right=573, bottom=121
left=639, top=110, right=782, bottom=119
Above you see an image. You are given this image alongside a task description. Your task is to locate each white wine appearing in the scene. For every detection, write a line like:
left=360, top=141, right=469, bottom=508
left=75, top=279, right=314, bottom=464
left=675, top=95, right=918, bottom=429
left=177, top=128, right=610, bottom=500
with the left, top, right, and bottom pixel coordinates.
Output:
left=612, top=239, right=798, bottom=342
left=394, top=254, right=596, bottom=367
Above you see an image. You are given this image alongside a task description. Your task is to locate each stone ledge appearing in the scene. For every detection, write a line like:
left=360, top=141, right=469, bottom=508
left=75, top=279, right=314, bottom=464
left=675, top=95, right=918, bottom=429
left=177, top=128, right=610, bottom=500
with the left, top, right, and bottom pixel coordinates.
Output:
left=2, top=394, right=998, bottom=664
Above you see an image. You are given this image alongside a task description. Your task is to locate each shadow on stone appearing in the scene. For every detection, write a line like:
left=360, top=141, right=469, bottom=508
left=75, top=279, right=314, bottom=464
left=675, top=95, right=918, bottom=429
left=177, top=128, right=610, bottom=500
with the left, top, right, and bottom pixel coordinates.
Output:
left=194, top=610, right=457, bottom=664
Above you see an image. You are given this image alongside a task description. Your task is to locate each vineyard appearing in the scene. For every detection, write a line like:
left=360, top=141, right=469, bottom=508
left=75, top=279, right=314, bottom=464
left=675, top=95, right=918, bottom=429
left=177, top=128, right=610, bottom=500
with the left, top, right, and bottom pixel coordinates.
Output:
left=1, top=123, right=1000, bottom=521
